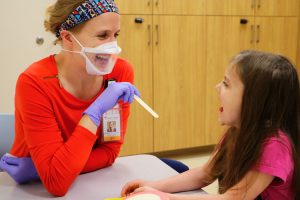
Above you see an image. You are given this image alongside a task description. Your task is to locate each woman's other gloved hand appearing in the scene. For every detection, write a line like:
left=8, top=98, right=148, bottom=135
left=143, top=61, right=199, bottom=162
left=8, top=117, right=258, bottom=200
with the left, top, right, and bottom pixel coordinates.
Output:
left=83, top=82, right=140, bottom=126
left=0, top=154, right=39, bottom=184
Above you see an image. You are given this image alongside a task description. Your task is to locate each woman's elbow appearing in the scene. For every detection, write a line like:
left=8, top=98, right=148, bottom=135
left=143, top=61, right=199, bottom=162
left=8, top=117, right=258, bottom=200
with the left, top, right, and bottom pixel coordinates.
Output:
left=46, top=183, right=70, bottom=197
left=42, top=176, right=74, bottom=197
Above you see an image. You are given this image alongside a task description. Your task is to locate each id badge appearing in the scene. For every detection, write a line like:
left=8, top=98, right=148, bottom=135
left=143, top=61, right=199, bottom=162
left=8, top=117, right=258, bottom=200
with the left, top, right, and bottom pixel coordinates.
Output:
left=102, top=105, right=122, bottom=142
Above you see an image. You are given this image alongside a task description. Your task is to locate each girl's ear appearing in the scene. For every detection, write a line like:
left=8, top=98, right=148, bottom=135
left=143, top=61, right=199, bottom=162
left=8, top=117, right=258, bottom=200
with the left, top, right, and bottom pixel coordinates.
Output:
left=60, top=30, right=73, bottom=48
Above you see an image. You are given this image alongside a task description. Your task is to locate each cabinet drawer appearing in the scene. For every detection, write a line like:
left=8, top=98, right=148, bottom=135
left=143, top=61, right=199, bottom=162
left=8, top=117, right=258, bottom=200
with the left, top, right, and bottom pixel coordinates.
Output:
left=153, top=0, right=206, bottom=15
left=115, top=0, right=152, bottom=15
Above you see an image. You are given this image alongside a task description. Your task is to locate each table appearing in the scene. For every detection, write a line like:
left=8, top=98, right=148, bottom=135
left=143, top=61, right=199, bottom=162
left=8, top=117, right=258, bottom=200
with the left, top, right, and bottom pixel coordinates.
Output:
left=0, top=154, right=205, bottom=199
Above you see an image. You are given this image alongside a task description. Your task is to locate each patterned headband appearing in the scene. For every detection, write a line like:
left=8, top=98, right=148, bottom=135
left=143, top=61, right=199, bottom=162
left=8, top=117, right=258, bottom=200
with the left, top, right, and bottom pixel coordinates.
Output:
left=55, top=0, right=119, bottom=38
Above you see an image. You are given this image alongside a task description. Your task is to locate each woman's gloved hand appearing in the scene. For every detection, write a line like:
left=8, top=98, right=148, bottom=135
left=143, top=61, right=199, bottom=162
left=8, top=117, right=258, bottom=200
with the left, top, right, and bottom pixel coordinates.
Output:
left=83, top=82, right=140, bottom=126
left=0, top=154, right=39, bottom=184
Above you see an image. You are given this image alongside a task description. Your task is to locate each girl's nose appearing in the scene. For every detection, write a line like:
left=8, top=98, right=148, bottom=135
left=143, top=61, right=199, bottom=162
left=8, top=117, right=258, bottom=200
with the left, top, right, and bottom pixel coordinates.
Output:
left=215, top=82, right=221, bottom=91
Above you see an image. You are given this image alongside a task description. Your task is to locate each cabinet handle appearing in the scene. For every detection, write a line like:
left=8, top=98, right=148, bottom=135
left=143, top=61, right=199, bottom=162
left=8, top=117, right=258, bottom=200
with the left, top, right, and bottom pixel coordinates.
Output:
left=135, top=17, right=144, bottom=24
left=251, top=25, right=255, bottom=43
left=155, top=24, right=159, bottom=45
left=36, top=36, right=44, bottom=45
left=147, top=0, right=151, bottom=7
left=257, top=0, right=261, bottom=8
left=240, top=18, right=248, bottom=24
left=251, top=0, right=256, bottom=8
left=155, top=0, right=159, bottom=7
left=256, top=25, right=260, bottom=43
left=148, top=24, right=151, bottom=46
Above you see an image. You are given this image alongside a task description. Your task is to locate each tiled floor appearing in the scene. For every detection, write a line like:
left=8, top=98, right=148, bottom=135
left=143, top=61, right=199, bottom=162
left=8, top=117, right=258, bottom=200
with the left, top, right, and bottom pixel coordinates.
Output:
left=164, top=151, right=219, bottom=194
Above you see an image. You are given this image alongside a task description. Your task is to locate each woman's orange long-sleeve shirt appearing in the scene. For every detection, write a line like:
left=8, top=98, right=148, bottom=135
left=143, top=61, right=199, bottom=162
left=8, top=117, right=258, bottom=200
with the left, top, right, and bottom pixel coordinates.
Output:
left=10, top=55, right=134, bottom=196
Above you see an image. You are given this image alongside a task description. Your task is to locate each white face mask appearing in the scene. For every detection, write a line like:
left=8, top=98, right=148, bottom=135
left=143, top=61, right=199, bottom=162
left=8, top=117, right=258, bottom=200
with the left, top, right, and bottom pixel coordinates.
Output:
left=62, top=33, right=122, bottom=75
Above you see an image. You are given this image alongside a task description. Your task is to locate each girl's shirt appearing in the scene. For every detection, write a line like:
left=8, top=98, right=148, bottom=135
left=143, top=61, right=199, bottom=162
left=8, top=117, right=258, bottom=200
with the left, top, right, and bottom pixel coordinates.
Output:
left=10, top=55, right=134, bottom=196
left=254, top=130, right=295, bottom=200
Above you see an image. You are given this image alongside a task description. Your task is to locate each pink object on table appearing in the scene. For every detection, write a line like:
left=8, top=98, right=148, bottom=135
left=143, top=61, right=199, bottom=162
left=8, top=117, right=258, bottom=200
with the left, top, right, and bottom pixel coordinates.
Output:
left=125, top=191, right=169, bottom=200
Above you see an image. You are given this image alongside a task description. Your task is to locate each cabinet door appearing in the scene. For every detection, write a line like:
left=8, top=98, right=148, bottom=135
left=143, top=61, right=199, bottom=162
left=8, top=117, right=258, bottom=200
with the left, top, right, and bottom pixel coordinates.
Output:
left=114, top=0, right=152, bottom=15
left=206, top=16, right=255, bottom=144
left=206, top=0, right=254, bottom=16
left=153, top=0, right=206, bottom=15
left=153, top=16, right=206, bottom=152
left=255, top=0, right=299, bottom=16
left=255, top=17, right=298, bottom=63
left=297, top=28, right=300, bottom=73
left=0, top=0, right=58, bottom=113
left=118, top=15, right=154, bottom=155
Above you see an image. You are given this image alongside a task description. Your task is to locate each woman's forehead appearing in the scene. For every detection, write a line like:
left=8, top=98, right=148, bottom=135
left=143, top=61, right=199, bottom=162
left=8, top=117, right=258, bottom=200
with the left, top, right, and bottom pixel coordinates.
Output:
left=84, top=12, right=120, bottom=31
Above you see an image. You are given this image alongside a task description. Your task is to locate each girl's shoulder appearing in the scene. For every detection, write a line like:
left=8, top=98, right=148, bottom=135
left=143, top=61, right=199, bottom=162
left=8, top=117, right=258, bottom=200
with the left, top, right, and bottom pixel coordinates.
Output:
left=254, top=130, right=294, bottom=184
left=263, top=130, right=293, bottom=153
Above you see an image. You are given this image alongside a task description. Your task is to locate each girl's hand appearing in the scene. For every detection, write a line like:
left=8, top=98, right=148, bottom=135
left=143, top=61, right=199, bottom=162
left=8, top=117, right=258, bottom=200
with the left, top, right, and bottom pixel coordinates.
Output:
left=128, top=187, right=170, bottom=200
left=132, top=186, right=160, bottom=194
left=121, top=179, right=149, bottom=197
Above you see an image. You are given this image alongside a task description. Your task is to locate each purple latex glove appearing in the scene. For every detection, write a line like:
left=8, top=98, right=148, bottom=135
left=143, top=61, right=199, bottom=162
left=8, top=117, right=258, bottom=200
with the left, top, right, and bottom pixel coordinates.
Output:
left=84, top=82, right=140, bottom=126
left=0, top=154, right=39, bottom=184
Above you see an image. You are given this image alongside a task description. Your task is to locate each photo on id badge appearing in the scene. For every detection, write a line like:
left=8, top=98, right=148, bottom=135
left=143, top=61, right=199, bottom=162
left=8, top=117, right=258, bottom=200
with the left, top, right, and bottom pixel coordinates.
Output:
left=102, top=108, right=121, bottom=142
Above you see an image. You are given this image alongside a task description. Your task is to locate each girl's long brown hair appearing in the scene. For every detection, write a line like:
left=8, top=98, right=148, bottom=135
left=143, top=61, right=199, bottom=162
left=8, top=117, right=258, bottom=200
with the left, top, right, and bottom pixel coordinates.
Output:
left=208, top=51, right=300, bottom=199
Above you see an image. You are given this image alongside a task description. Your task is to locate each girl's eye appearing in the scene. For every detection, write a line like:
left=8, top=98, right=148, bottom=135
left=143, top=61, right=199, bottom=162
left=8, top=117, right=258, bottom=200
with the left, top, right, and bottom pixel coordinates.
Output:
left=222, top=80, right=229, bottom=87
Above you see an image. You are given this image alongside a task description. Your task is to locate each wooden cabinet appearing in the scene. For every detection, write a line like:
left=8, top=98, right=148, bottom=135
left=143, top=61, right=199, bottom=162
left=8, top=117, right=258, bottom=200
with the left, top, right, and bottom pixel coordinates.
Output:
left=153, top=0, right=206, bottom=15
left=118, top=15, right=154, bottom=155
left=205, top=16, right=255, bottom=144
left=153, top=16, right=207, bottom=151
left=114, top=0, right=152, bottom=14
left=207, top=0, right=255, bottom=16
left=115, top=0, right=300, bottom=155
left=298, top=17, right=300, bottom=73
left=207, top=0, right=299, bottom=16
left=118, top=15, right=207, bottom=154
left=255, top=17, right=298, bottom=63
left=255, top=0, right=299, bottom=16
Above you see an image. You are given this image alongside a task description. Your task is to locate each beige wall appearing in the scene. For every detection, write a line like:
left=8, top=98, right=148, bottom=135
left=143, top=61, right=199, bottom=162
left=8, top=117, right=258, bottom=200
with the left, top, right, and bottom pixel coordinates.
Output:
left=0, top=0, right=58, bottom=113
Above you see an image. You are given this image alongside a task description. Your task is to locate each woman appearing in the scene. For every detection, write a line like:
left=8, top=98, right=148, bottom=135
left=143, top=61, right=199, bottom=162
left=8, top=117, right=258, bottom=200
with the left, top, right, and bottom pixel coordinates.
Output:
left=0, top=0, right=139, bottom=196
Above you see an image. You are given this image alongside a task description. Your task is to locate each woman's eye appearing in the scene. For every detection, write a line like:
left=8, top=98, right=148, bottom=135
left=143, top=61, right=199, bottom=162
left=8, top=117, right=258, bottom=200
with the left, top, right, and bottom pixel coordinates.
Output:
left=114, top=33, right=120, bottom=38
left=97, top=33, right=107, bottom=39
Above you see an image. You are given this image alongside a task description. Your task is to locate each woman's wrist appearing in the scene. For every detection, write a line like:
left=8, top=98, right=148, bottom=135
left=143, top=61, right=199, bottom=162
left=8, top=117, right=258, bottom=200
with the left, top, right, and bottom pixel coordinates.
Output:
left=79, top=115, right=98, bottom=135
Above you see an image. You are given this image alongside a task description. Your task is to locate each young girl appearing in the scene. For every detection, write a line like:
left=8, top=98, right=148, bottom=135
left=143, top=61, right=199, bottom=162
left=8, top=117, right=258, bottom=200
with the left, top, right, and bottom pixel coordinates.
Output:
left=121, top=51, right=300, bottom=200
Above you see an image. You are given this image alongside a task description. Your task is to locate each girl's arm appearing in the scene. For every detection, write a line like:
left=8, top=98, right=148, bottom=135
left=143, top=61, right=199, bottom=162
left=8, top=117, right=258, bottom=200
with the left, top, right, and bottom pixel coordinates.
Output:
left=122, top=160, right=215, bottom=196
left=167, top=170, right=274, bottom=200
left=153, top=162, right=214, bottom=193
left=150, top=151, right=219, bottom=194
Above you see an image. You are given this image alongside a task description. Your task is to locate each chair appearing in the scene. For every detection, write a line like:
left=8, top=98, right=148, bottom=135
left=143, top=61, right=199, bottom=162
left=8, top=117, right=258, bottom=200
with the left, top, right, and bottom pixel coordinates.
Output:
left=159, top=158, right=189, bottom=173
left=0, top=114, right=15, bottom=157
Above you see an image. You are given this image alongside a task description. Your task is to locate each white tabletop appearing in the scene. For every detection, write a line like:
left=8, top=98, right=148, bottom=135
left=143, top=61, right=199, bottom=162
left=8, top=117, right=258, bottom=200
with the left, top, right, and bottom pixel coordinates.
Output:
left=0, top=154, right=205, bottom=200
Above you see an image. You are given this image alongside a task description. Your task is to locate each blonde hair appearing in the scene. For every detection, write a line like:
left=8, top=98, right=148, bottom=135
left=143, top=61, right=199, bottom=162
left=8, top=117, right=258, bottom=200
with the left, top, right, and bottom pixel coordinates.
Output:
left=44, top=0, right=85, bottom=44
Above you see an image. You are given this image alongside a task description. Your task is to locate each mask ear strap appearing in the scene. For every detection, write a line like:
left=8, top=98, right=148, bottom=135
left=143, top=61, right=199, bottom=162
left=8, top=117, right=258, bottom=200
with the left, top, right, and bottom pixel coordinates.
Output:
left=69, top=32, right=85, bottom=49
left=61, top=32, right=85, bottom=54
left=61, top=49, right=82, bottom=54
